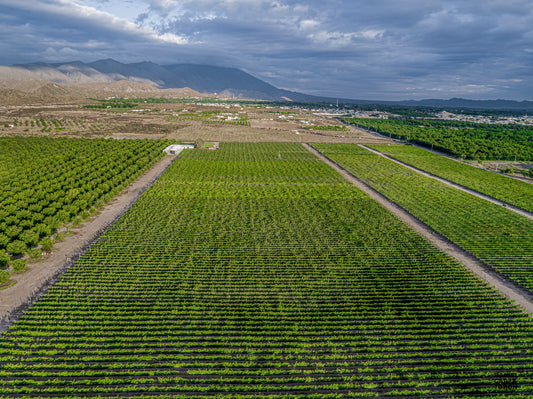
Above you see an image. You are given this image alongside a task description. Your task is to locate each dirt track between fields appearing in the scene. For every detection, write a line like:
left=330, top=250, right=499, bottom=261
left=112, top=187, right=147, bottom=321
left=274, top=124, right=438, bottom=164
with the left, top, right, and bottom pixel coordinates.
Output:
left=0, top=155, right=177, bottom=328
left=360, top=144, right=533, bottom=221
left=304, top=143, right=533, bottom=316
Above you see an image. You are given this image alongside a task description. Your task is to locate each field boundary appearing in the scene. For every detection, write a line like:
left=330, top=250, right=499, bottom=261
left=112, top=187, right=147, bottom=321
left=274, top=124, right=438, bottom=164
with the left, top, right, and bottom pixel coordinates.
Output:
left=339, top=118, right=533, bottom=185
left=304, top=143, right=533, bottom=316
left=360, top=144, right=533, bottom=221
left=0, top=155, right=178, bottom=332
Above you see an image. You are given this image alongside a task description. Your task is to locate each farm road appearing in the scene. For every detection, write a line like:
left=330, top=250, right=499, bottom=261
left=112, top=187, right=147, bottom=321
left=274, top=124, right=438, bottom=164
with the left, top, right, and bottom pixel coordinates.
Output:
left=0, top=155, right=178, bottom=326
left=304, top=143, right=533, bottom=316
left=360, top=144, right=533, bottom=222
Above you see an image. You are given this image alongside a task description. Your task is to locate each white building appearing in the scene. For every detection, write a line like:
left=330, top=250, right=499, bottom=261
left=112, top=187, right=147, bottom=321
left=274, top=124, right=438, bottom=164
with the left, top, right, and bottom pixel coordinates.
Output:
left=163, top=144, right=195, bottom=155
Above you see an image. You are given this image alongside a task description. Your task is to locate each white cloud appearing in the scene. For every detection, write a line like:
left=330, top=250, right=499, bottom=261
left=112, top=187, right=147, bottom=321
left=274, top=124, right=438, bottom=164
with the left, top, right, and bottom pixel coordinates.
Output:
left=2, top=0, right=190, bottom=45
left=299, top=19, right=320, bottom=31
left=153, top=31, right=189, bottom=44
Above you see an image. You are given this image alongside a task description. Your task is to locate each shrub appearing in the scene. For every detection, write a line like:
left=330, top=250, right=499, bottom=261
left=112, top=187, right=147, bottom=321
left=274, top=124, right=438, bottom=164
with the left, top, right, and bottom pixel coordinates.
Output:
left=0, top=270, right=10, bottom=286
left=0, top=250, right=10, bottom=269
left=6, top=240, right=27, bottom=256
left=11, top=258, right=27, bottom=272
left=27, top=247, right=42, bottom=259
left=54, top=232, right=66, bottom=242
left=39, top=237, right=54, bottom=252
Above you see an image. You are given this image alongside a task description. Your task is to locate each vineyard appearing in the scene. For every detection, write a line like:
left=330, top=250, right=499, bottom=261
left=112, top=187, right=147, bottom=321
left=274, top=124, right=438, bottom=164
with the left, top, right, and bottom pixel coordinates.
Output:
left=312, top=143, right=533, bottom=296
left=1, top=143, right=533, bottom=397
left=4, top=119, right=118, bottom=135
left=367, top=144, right=533, bottom=213
left=0, top=136, right=170, bottom=278
left=341, top=117, right=533, bottom=161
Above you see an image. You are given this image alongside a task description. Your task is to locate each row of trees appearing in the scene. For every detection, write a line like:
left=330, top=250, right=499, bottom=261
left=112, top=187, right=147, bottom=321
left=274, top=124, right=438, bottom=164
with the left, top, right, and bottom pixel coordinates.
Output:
left=0, top=136, right=170, bottom=280
left=343, top=117, right=533, bottom=161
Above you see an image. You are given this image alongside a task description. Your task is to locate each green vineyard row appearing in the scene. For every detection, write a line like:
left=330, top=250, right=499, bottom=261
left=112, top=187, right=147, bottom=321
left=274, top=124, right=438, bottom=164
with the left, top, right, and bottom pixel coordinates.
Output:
left=367, top=144, right=533, bottom=213
left=1, top=143, right=532, bottom=397
left=312, top=143, right=533, bottom=296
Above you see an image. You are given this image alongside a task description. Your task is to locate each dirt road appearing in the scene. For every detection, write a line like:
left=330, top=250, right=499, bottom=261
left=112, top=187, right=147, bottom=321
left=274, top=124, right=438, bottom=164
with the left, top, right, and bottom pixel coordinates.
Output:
left=360, top=145, right=533, bottom=221
left=304, top=143, right=533, bottom=316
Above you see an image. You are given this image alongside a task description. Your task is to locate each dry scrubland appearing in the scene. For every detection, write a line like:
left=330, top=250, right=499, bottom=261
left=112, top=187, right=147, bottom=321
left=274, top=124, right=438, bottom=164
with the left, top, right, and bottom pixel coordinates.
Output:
left=0, top=97, right=388, bottom=144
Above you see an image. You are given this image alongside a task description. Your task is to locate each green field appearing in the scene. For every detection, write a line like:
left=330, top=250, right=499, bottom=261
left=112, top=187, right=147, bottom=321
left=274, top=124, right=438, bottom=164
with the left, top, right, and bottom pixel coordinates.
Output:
left=368, top=144, right=533, bottom=213
left=0, top=136, right=169, bottom=268
left=342, top=117, right=533, bottom=161
left=312, top=143, right=533, bottom=295
left=1, top=143, right=533, bottom=397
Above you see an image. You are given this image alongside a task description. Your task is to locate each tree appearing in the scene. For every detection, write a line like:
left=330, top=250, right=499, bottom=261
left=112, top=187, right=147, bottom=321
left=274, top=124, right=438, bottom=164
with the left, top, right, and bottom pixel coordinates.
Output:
left=0, top=234, right=9, bottom=250
left=40, top=237, right=54, bottom=252
left=6, top=240, right=27, bottom=256
left=20, top=230, right=39, bottom=247
left=5, top=225, right=22, bottom=239
left=0, top=270, right=10, bottom=286
left=11, top=258, right=27, bottom=272
left=0, top=250, right=10, bottom=269
left=35, top=223, right=52, bottom=238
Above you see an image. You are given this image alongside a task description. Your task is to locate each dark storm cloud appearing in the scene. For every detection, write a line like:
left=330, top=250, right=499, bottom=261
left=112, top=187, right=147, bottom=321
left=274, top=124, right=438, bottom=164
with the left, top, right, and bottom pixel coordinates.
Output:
left=1, top=0, right=533, bottom=100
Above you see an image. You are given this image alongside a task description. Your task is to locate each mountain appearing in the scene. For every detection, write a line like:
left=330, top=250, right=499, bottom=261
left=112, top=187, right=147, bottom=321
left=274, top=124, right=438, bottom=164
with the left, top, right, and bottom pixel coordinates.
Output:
left=4, top=59, right=309, bottom=101
left=2, top=59, right=533, bottom=110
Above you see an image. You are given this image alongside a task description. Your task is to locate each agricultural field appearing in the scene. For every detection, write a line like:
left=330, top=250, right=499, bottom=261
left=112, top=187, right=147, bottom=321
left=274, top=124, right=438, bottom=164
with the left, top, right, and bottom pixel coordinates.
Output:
left=0, top=136, right=169, bottom=280
left=367, top=144, right=533, bottom=213
left=312, top=143, right=533, bottom=296
left=341, top=117, right=533, bottom=161
left=0, top=98, right=386, bottom=144
left=1, top=143, right=533, bottom=397
left=3, top=118, right=117, bottom=135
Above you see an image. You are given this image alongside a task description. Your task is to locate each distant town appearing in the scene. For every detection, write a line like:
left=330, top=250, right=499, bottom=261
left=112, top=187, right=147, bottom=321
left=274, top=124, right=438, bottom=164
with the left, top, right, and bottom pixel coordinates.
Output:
left=349, top=109, right=533, bottom=125
left=309, top=105, right=533, bottom=125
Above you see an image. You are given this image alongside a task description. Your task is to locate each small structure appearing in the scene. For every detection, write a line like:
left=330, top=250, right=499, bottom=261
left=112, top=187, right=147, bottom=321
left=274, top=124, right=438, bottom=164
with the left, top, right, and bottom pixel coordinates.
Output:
left=163, top=143, right=195, bottom=155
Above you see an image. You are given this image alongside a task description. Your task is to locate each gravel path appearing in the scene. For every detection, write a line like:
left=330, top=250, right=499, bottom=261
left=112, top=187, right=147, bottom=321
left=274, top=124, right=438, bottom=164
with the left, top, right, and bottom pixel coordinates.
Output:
left=360, top=144, right=533, bottom=221
left=304, top=143, right=533, bottom=316
left=0, top=155, right=177, bottom=328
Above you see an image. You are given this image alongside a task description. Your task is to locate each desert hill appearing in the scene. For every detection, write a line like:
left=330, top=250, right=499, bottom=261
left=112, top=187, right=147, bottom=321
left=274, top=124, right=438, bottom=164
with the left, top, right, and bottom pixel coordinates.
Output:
left=1, top=59, right=304, bottom=102
left=3, top=59, right=533, bottom=110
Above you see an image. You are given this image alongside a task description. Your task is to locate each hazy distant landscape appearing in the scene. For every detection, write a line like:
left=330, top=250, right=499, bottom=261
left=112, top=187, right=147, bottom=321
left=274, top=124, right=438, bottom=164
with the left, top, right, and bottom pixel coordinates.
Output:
left=4, top=59, right=533, bottom=110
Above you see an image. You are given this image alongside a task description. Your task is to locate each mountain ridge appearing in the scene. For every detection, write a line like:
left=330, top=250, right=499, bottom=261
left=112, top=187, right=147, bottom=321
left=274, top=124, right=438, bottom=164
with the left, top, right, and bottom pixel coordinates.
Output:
left=3, top=59, right=533, bottom=110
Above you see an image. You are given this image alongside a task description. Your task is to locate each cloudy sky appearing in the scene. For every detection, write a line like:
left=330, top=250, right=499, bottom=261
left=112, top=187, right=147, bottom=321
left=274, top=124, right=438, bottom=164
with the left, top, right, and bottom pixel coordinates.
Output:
left=1, top=0, right=533, bottom=100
